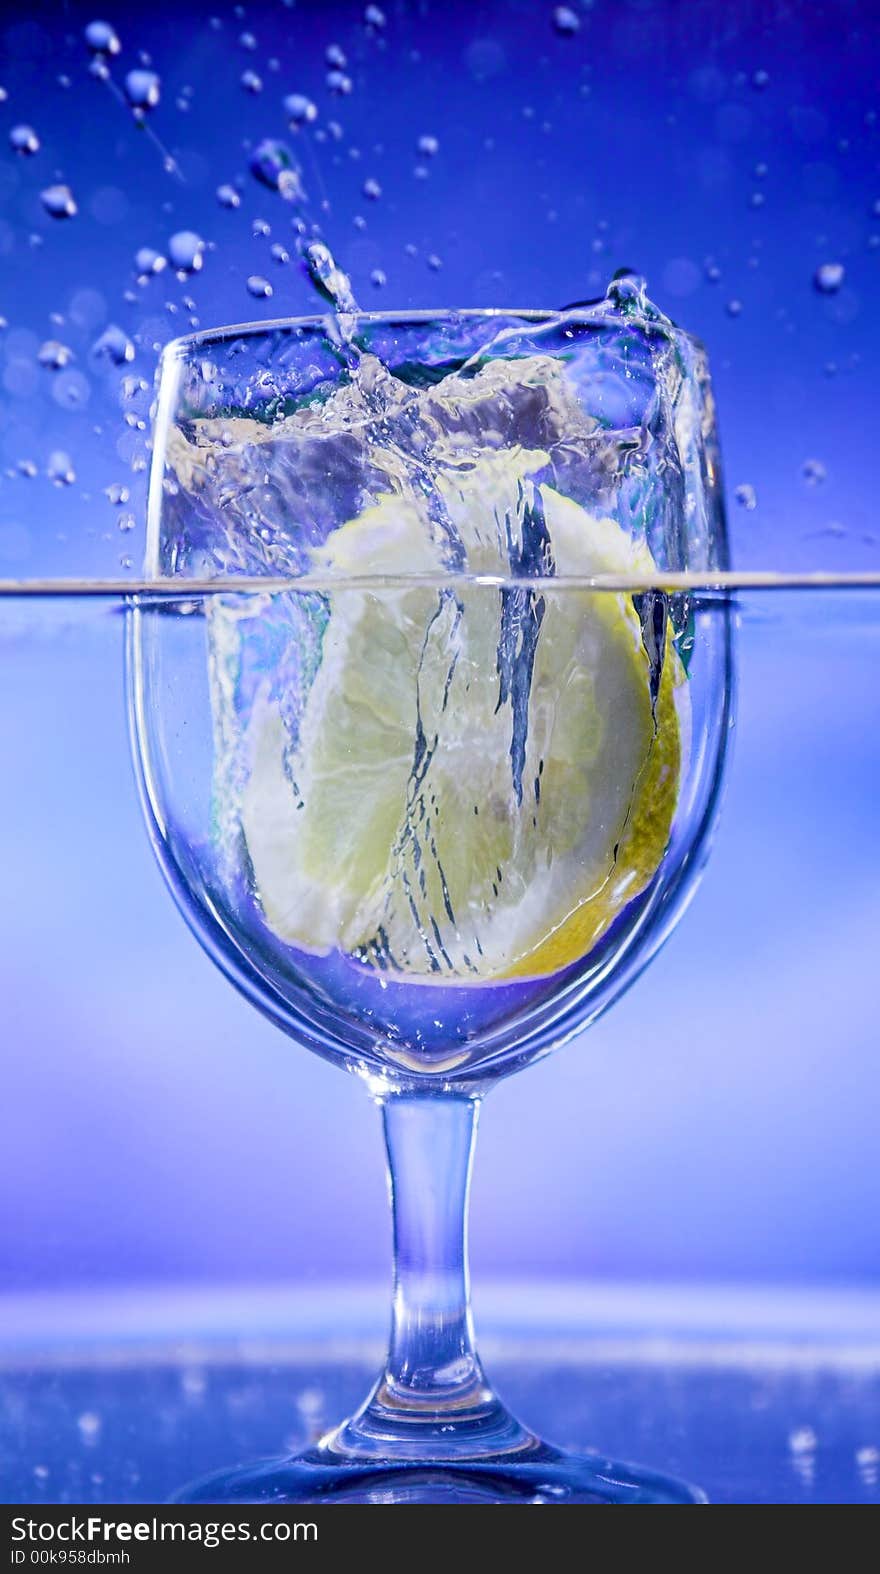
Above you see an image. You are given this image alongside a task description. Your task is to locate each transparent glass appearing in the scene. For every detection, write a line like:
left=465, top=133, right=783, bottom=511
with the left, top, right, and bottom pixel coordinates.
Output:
left=128, top=301, right=733, bottom=1503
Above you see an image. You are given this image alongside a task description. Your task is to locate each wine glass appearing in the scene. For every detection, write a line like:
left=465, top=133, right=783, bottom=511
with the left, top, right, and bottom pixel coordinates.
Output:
left=128, top=287, right=732, bottom=1504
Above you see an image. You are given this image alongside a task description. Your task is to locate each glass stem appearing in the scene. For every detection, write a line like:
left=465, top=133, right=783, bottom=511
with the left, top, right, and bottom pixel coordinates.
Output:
left=382, top=1091, right=484, bottom=1405
left=327, top=1091, right=531, bottom=1459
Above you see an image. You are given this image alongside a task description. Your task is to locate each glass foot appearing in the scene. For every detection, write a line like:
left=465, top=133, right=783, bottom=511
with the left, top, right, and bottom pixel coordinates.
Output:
left=172, top=1434, right=706, bottom=1505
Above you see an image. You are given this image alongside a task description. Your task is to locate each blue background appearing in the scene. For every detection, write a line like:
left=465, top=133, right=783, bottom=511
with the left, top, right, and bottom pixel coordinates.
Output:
left=0, top=1, right=879, bottom=1304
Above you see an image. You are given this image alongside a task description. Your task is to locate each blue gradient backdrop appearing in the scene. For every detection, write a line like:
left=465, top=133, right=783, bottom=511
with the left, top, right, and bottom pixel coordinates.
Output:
left=0, top=1, right=879, bottom=1299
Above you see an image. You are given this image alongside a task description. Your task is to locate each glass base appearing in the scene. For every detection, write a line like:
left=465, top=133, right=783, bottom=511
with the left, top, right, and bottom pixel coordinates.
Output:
left=171, top=1434, right=706, bottom=1505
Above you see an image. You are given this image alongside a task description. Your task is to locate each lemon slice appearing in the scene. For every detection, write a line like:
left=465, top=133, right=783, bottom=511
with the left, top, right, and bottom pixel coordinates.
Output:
left=233, top=449, right=685, bottom=980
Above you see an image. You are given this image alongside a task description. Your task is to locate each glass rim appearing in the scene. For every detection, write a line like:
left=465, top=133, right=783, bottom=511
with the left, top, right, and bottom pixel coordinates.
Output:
left=160, top=307, right=566, bottom=360
left=159, top=302, right=707, bottom=361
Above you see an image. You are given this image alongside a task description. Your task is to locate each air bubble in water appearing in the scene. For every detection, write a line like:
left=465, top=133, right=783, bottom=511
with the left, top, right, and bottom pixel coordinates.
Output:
left=38, top=340, right=75, bottom=369
left=371, top=267, right=386, bottom=287
left=10, top=125, right=40, bottom=156
left=105, top=482, right=130, bottom=505
left=246, top=274, right=273, bottom=298
left=726, top=298, right=742, bottom=316
left=241, top=70, right=262, bottom=94
left=85, top=20, right=120, bottom=55
left=239, top=30, right=257, bottom=51
left=417, top=133, right=439, bottom=157
left=92, top=324, right=135, bottom=365
left=17, top=459, right=37, bottom=478
left=48, top=450, right=76, bottom=486
left=118, top=511, right=136, bottom=532
left=735, top=483, right=757, bottom=510
left=252, top=218, right=271, bottom=237
left=217, top=183, right=241, bottom=209
left=250, top=139, right=303, bottom=200
left=363, top=177, right=382, bottom=200
left=553, top=7, right=581, bottom=36
left=365, top=5, right=386, bottom=30
left=814, top=262, right=844, bottom=294
left=427, top=253, right=442, bottom=271
left=270, top=242, right=289, bottom=264
left=40, top=183, right=78, bottom=220
left=803, top=458, right=826, bottom=485
left=752, top=69, right=769, bottom=89
left=284, top=93, right=317, bottom=126
left=135, top=245, right=166, bottom=276
left=325, top=43, right=348, bottom=69
left=168, top=230, right=205, bottom=274
left=788, top=1426, right=817, bottom=1455
left=124, top=70, right=161, bottom=111
left=327, top=70, right=353, bottom=96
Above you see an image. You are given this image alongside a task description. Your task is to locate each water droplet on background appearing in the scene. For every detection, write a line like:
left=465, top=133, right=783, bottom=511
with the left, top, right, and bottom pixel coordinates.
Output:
left=92, top=325, right=135, bottom=366
left=124, top=69, right=161, bottom=112
left=10, top=125, right=40, bottom=156
left=553, top=7, right=581, bottom=36
left=40, top=183, right=78, bottom=220
left=216, top=183, right=241, bottom=209
left=38, top=340, right=75, bottom=370
left=284, top=93, right=317, bottom=126
left=813, top=262, right=845, bottom=295
left=48, top=450, right=76, bottom=486
left=246, top=274, right=273, bottom=299
left=735, top=483, right=757, bottom=510
left=135, top=245, right=166, bottom=277
left=250, top=139, right=303, bottom=200
left=85, top=20, right=121, bottom=56
left=168, top=230, right=205, bottom=274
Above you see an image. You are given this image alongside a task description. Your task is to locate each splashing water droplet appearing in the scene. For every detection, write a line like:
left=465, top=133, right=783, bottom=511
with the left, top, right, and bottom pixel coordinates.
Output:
left=814, top=261, right=844, bottom=294
left=303, top=240, right=359, bottom=313
left=10, top=125, right=40, bottom=156
left=239, top=31, right=258, bottom=51
left=735, top=483, right=757, bottom=510
left=553, top=7, right=581, bottom=36
left=417, top=133, right=439, bottom=157
left=118, top=512, right=136, bottom=533
left=38, top=340, right=75, bottom=369
left=48, top=450, right=76, bottom=486
left=327, top=70, right=353, bottom=96
left=427, top=253, right=442, bottom=271
left=370, top=267, right=386, bottom=287
left=270, top=242, right=290, bottom=264
left=17, top=459, right=38, bottom=478
left=240, top=69, right=262, bottom=94
left=40, top=183, right=78, bottom=220
left=85, top=20, right=120, bottom=55
left=803, top=458, right=827, bottom=485
left=124, top=69, right=161, bottom=111
left=168, top=230, right=205, bottom=274
left=216, top=183, right=241, bottom=210
left=788, top=1427, right=817, bottom=1455
left=92, top=324, right=135, bottom=365
left=105, top=481, right=130, bottom=505
left=246, top=274, right=273, bottom=299
left=284, top=93, right=317, bottom=126
left=135, top=245, right=166, bottom=276
left=250, top=139, right=303, bottom=200
left=325, top=43, right=348, bottom=69
left=365, top=5, right=386, bottom=30
left=252, top=218, right=271, bottom=237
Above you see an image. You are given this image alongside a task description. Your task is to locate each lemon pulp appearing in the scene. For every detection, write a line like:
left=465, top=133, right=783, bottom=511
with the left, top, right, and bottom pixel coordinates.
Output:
left=223, top=448, right=685, bottom=981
